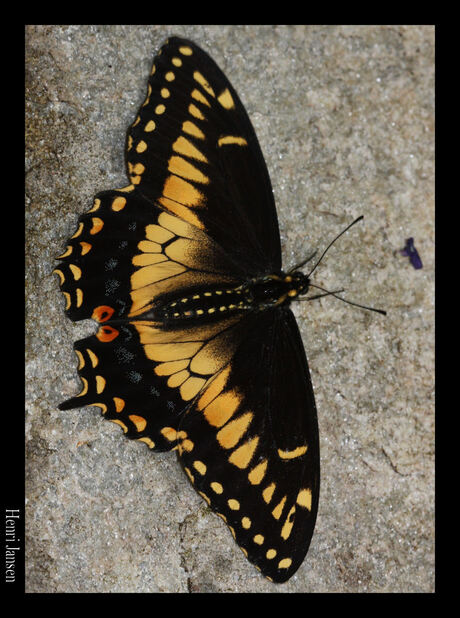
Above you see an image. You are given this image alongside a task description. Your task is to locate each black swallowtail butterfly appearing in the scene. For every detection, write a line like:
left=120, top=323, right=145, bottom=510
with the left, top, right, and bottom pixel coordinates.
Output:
left=55, top=37, right=383, bottom=583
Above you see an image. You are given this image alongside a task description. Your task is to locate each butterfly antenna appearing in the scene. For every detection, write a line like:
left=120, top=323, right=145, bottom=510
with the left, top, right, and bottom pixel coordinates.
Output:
left=288, top=250, right=318, bottom=273
left=300, top=283, right=386, bottom=315
left=306, top=215, right=364, bottom=278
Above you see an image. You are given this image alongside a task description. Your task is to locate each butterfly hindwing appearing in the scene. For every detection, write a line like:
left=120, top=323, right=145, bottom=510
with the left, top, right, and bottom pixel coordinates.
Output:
left=56, top=188, right=247, bottom=449
left=177, top=308, right=319, bottom=582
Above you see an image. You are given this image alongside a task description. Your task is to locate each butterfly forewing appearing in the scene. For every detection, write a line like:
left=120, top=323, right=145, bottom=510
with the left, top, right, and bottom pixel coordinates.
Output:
left=55, top=36, right=319, bottom=582
left=126, top=36, right=282, bottom=275
left=177, top=308, right=319, bottom=582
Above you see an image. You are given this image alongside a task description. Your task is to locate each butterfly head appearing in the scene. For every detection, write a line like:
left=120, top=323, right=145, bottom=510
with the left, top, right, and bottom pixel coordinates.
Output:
left=284, top=271, right=311, bottom=297
left=248, top=272, right=310, bottom=309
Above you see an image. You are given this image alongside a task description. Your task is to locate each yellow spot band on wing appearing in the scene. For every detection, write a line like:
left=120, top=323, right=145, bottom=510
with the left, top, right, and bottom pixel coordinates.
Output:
left=76, top=377, right=88, bottom=397
left=272, top=496, right=287, bottom=520
left=161, top=427, right=177, bottom=442
left=69, top=264, right=82, bottom=280
left=53, top=269, right=65, bottom=284
left=90, top=218, right=104, bottom=234
left=296, top=488, right=312, bottom=511
left=196, top=366, right=231, bottom=411
left=111, top=196, right=127, bottom=211
left=248, top=459, right=267, bottom=485
left=216, top=412, right=253, bottom=449
left=191, top=88, right=211, bottom=107
left=193, top=71, right=215, bottom=97
left=217, top=88, right=235, bottom=109
left=56, top=246, right=72, bottom=259
left=203, top=389, right=243, bottom=428
left=75, top=350, right=85, bottom=370
left=86, top=348, right=99, bottom=368
left=211, top=481, right=223, bottom=494
left=281, top=505, right=296, bottom=540
left=157, top=197, right=205, bottom=229
left=193, top=460, right=207, bottom=475
left=179, top=45, right=193, bottom=56
left=110, top=419, right=128, bottom=433
left=168, top=156, right=209, bottom=184
left=154, top=359, right=190, bottom=376
left=162, top=174, right=206, bottom=208
left=95, top=375, right=106, bottom=394
left=138, top=436, right=155, bottom=448
left=172, top=136, right=208, bottom=162
left=80, top=242, right=92, bottom=255
left=228, top=436, right=259, bottom=469
left=188, top=103, right=205, bottom=120
left=262, top=483, right=276, bottom=504
left=182, top=120, right=205, bottom=140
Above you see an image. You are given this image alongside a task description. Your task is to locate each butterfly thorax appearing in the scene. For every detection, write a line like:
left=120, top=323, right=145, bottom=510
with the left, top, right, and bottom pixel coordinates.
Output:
left=156, top=272, right=310, bottom=322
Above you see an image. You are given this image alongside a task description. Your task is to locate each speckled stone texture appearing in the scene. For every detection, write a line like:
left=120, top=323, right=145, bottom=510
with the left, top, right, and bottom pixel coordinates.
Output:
left=25, top=25, right=434, bottom=592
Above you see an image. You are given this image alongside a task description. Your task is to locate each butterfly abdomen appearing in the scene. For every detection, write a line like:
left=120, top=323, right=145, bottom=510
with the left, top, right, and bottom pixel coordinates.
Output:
left=157, top=285, right=248, bottom=321
left=155, top=273, right=311, bottom=322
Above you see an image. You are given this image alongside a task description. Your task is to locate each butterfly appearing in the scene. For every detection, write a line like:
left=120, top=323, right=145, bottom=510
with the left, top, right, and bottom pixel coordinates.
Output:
left=55, top=36, right=327, bottom=583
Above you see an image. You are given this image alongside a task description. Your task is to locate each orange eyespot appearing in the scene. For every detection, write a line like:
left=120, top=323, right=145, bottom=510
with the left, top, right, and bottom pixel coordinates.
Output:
left=96, top=325, right=119, bottom=342
left=92, top=305, right=115, bottom=322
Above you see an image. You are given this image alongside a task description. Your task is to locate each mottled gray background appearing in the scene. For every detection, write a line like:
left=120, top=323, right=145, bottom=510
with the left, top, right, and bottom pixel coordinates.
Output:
left=25, top=25, right=434, bottom=593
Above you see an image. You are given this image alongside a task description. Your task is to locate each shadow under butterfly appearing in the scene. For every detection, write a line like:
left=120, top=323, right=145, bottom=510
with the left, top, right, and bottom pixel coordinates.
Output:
left=54, top=36, right=385, bottom=583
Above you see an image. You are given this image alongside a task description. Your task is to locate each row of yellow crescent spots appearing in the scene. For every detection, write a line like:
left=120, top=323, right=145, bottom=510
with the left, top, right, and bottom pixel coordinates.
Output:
left=54, top=194, right=128, bottom=309
left=74, top=346, right=309, bottom=572
left=182, top=460, right=296, bottom=574
left=124, top=43, right=247, bottom=230
left=73, top=386, right=307, bottom=575
left=194, top=367, right=313, bottom=525
left=68, top=350, right=153, bottom=435
left=83, top=387, right=157, bottom=450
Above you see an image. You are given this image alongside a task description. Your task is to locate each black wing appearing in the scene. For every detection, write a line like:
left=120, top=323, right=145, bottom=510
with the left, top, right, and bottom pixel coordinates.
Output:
left=55, top=190, right=248, bottom=451
left=126, top=36, right=281, bottom=275
left=177, top=307, right=319, bottom=582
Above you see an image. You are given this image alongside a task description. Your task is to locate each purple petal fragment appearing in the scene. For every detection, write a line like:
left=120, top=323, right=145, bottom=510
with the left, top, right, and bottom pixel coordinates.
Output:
left=400, top=237, right=423, bottom=269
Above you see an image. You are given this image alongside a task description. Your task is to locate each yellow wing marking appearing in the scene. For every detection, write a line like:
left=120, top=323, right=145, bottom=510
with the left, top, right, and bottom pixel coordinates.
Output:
left=203, top=390, right=243, bottom=427
left=129, top=415, right=147, bottom=432
left=281, top=505, right=296, bottom=540
left=277, top=445, right=308, bottom=460
left=216, top=412, right=253, bottom=449
left=133, top=317, right=241, bottom=402
left=217, top=88, right=235, bottom=110
left=129, top=211, right=239, bottom=316
left=248, top=459, right=268, bottom=485
left=193, top=71, right=215, bottom=97
left=179, top=45, right=193, bottom=56
left=296, top=488, right=312, bottom=511
left=217, top=136, right=248, bottom=147
left=172, top=136, right=208, bottom=163
left=228, top=436, right=259, bottom=469
left=167, top=156, right=209, bottom=185
left=262, top=483, right=276, bottom=504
